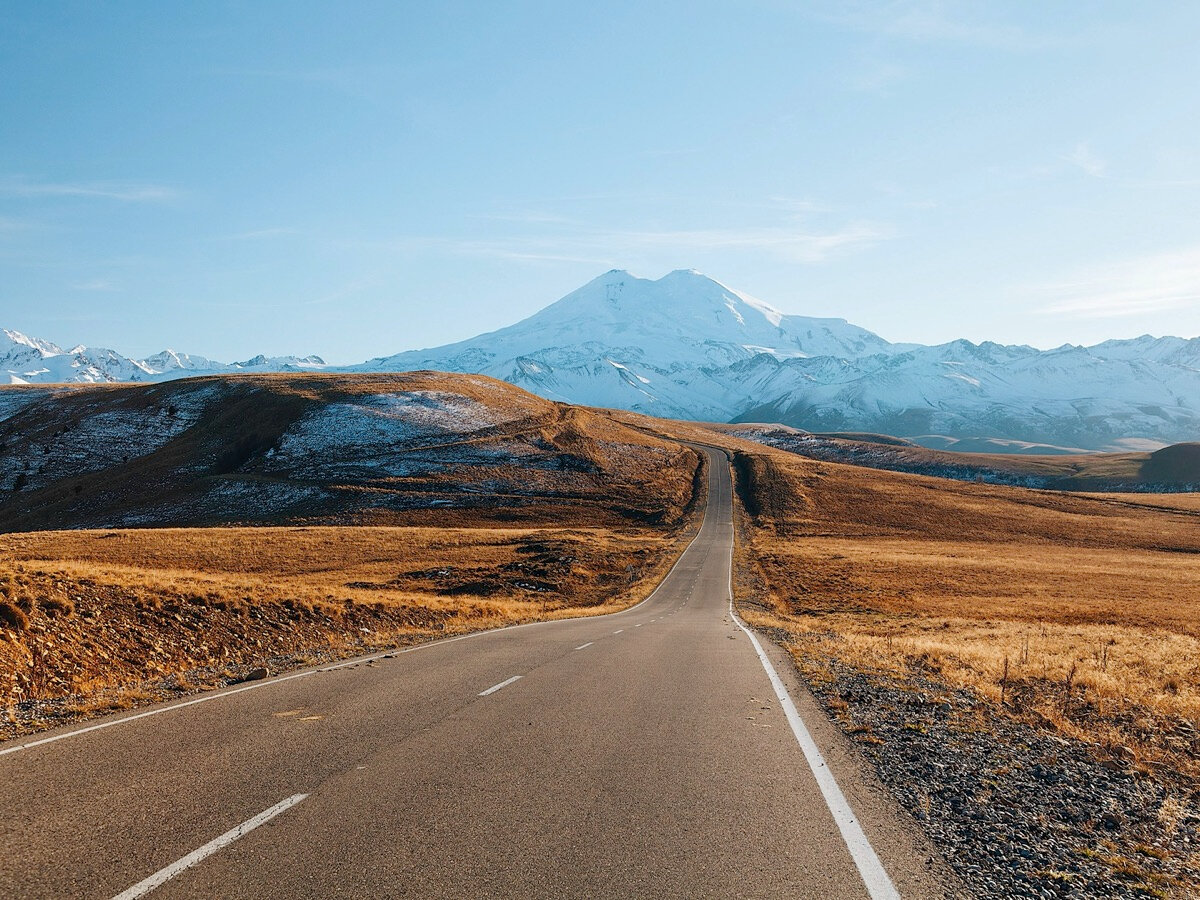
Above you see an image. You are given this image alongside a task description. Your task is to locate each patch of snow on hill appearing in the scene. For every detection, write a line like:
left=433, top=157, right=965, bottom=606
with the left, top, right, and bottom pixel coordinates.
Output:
left=0, top=386, right=219, bottom=492
left=267, top=391, right=527, bottom=479
left=0, top=389, right=51, bottom=422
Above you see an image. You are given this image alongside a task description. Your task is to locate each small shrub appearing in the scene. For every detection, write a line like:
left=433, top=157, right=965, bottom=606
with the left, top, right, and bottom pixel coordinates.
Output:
left=0, top=601, right=29, bottom=631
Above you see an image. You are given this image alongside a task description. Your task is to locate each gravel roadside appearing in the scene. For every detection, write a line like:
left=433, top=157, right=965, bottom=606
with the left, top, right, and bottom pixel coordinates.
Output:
left=791, top=651, right=1198, bottom=899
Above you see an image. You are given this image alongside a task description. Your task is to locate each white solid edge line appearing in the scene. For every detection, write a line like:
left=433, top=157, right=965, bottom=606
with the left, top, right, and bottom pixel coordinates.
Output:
left=574, top=642, right=594, bottom=650
left=478, top=675, right=522, bottom=697
left=110, top=793, right=308, bottom=900
left=0, top=471, right=713, bottom=760
left=726, top=563, right=899, bottom=899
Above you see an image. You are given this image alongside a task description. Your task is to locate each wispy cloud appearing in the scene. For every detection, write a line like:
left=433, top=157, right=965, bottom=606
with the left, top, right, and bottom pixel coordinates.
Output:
left=808, top=0, right=1057, bottom=51
left=303, top=275, right=384, bottom=307
left=640, top=147, right=703, bottom=158
left=219, top=227, right=302, bottom=241
left=466, top=211, right=575, bottom=226
left=0, top=215, right=36, bottom=233
left=845, top=56, right=909, bottom=93
left=383, top=219, right=890, bottom=266
left=1063, top=142, right=1107, bottom=178
left=70, top=278, right=121, bottom=292
left=0, top=176, right=179, bottom=202
left=768, top=196, right=835, bottom=214
left=1033, top=245, right=1200, bottom=318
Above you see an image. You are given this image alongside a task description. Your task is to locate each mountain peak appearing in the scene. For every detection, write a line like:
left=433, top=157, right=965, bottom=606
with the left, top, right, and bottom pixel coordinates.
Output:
left=368, top=268, right=897, bottom=418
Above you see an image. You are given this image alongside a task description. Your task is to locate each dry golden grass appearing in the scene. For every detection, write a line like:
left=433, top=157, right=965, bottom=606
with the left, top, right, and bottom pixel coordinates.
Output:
left=1085, top=492, right=1200, bottom=513
left=0, top=521, right=692, bottom=707
left=732, top=450, right=1200, bottom=775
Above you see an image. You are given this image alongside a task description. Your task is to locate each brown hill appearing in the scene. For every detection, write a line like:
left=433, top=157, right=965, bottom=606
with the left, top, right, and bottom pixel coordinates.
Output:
left=715, top=424, right=1200, bottom=492
left=0, top=373, right=700, bottom=532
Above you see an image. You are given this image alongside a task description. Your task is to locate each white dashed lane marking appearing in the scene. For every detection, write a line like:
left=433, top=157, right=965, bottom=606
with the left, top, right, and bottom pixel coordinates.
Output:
left=110, top=794, right=309, bottom=900
left=478, top=676, right=523, bottom=697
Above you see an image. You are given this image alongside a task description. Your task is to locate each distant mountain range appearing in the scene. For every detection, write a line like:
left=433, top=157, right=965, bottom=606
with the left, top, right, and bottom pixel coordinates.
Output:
left=5, top=269, right=1200, bottom=451
left=0, top=329, right=325, bottom=384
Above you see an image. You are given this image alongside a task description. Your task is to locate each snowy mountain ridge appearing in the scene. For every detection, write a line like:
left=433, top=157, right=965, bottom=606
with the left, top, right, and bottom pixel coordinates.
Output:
left=5, top=269, right=1200, bottom=450
left=0, top=328, right=325, bottom=385
left=362, top=269, right=1200, bottom=449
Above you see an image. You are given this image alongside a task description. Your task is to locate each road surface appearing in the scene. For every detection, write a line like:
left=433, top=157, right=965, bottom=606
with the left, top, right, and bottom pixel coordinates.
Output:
left=0, top=449, right=949, bottom=898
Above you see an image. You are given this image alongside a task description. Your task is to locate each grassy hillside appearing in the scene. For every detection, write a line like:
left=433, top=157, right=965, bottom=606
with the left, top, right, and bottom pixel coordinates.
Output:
left=718, top=423, right=1200, bottom=492
left=0, top=373, right=699, bottom=532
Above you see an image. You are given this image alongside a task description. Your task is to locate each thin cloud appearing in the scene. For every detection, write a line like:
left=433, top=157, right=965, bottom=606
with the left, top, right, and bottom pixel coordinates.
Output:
left=303, top=275, right=385, bottom=307
left=1063, top=142, right=1107, bottom=178
left=71, top=278, right=121, bottom=292
left=767, top=196, right=835, bottom=214
left=466, top=211, right=575, bottom=226
left=411, top=222, right=890, bottom=266
left=845, top=57, right=909, bottom=93
left=0, top=216, right=36, bottom=233
left=219, top=227, right=303, bottom=241
left=1034, top=245, right=1200, bottom=318
left=0, top=176, right=179, bottom=202
left=807, top=0, right=1058, bottom=51
left=641, top=147, right=703, bottom=158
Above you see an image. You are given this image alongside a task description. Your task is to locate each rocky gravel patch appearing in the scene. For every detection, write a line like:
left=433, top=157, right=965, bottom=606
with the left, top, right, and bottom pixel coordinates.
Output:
left=796, top=654, right=1198, bottom=899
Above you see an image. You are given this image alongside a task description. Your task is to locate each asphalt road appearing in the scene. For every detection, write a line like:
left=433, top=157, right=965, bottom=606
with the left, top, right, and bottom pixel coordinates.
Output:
left=0, top=449, right=949, bottom=898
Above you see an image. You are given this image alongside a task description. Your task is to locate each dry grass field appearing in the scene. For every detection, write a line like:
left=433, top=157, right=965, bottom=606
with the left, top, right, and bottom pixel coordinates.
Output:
left=711, top=442, right=1200, bottom=780
left=0, top=521, right=693, bottom=719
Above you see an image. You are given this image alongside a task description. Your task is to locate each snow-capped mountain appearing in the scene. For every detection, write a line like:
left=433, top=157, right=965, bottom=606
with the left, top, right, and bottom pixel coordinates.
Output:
left=735, top=339, right=1200, bottom=450
left=364, top=269, right=1200, bottom=450
left=366, top=269, right=897, bottom=418
left=364, top=270, right=1200, bottom=448
left=6, top=269, right=1200, bottom=450
left=0, top=329, right=325, bottom=384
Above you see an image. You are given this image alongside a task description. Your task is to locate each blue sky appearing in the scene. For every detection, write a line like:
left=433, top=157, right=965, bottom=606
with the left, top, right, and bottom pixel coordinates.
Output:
left=3, top=1, right=1200, bottom=363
